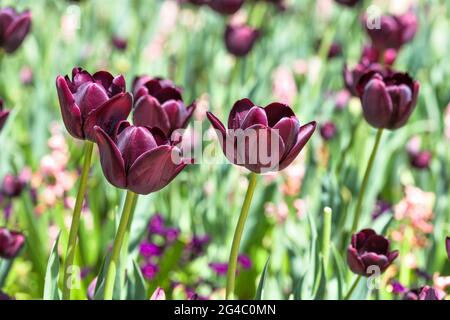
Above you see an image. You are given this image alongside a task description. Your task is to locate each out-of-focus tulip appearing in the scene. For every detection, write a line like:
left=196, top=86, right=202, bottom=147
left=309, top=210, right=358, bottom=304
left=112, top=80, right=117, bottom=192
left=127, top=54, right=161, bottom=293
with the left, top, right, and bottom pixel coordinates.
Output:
left=111, top=35, right=127, bottom=51
left=327, top=41, right=342, bottom=59
left=446, top=236, right=450, bottom=261
left=207, top=98, right=316, bottom=173
left=343, top=60, right=383, bottom=97
left=1, top=173, right=27, bottom=198
left=150, top=287, right=166, bottom=300
left=364, top=13, right=418, bottom=51
left=320, top=121, right=337, bottom=140
left=209, top=0, right=244, bottom=15
left=347, top=229, right=398, bottom=276
left=94, top=123, right=190, bottom=195
left=56, top=67, right=132, bottom=141
left=0, top=291, right=13, bottom=300
left=403, top=286, right=440, bottom=300
left=409, top=150, right=431, bottom=170
left=0, top=98, right=10, bottom=132
left=357, top=71, right=420, bottom=130
left=0, top=7, right=32, bottom=54
left=20, top=66, right=33, bottom=85
left=132, top=76, right=196, bottom=138
left=335, top=0, right=361, bottom=7
left=0, top=227, right=25, bottom=259
left=224, top=24, right=260, bottom=57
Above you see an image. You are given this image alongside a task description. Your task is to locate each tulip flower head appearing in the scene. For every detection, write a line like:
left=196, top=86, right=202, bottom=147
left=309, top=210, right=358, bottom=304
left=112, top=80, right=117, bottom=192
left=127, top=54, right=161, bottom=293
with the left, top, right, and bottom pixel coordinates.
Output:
left=94, top=123, right=190, bottom=195
left=0, top=7, right=32, bottom=54
left=132, top=76, right=196, bottom=139
left=403, top=286, right=440, bottom=300
left=357, top=71, right=420, bottom=130
left=207, top=98, right=316, bottom=173
left=209, top=0, right=244, bottom=15
left=446, top=236, right=450, bottom=261
left=320, top=121, right=337, bottom=140
left=343, top=60, right=384, bottom=97
left=224, top=24, right=260, bottom=57
left=0, top=98, right=10, bottom=132
left=347, top=229, right=398, bottom=276
left=0, top=227, right=25, bottom=259
left=56, top=68, right=132, bottom=141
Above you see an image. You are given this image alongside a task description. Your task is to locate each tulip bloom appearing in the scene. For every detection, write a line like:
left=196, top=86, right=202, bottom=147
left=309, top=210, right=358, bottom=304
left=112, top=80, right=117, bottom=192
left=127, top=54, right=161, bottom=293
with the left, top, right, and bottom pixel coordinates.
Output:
left=446, top=236, right=450, bottom=261
left=0, top=7, right=31, bottom=54
left=347, top=229, right=398, bottom=276
left=132, top=76, right=196, bottom=138
left=94, top=123, right=189, bottom=195
left=224, top=24, right=260, bottom=57
left=335, top=0, right=361, bottom=6
left=207, top=98, right=316, bottom=173
left=357, top=71, right=420, bottom=130
left=320, top=121, right=337, bottom=140
left=0, top=98, right=9, bottom=132
left=1, top=173, right=27, bottom=198
left=343, top=60, right=383, bottom=97
left=56, top=67, right=132, bottom=141
left=403, top=286, right=440, bottom=300
left=209, top=0, right=244, bottom=15
left=0, top=227, right=25, bottom=259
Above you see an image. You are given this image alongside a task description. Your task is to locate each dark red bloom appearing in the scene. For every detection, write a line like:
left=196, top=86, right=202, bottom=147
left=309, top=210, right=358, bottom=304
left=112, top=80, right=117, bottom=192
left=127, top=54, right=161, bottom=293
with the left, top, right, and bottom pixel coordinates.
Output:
left=94, top=123, right=190, bottom=195
left=446, top=236, right=450, bottom=261
left=403, top=286, right=440, bottom=300
left=132, top=76, right=196, bottom=138
left=409, top=150, right=431, bottom=170
left=224, top=24, right=260, bottom=57
left=111, top=36, right=127, bottom=51
left=207, top=98, right=316, bottom=173
left=0, top=98, right=10, bottom=132
left=56, top=67, right=132, bottom=141
left=1, top=173, right=27, bottom=198
left=347, top=229, right=398, bottom=276
left=335, top=0, right=361, bottom=7
left=209, top=0, right=244, bottom=15
left=358, top=71, right=420, bottom=130
left=0, top=227, right=25, bottom=259
left=343, top=60, right=384, bottom=97
left=0, top=7, right=31, bottom=54
left=320, top=121, right=337, bottom=140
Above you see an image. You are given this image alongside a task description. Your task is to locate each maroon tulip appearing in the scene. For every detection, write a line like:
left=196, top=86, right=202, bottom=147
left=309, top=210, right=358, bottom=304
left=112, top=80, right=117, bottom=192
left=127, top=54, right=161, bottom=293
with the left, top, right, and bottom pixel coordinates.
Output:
left=446, top=236, right=450, bottom=261
left=320, top=121, right=337, bottom=140
left=0, top=227, right=25, bottom=259
left=1, top=173, right=27, bottom=198
left=403, top=286, right=440, bottom=300
left=357, top=71, right=420, bottom=130
left=347, top=229, right=398, bottom=276
left=111, top=36, right=127, bottom=51
left=335, top=0, right=361, bottom=7
left=409, top=150, right=431, bottom=170
left=364, top=13, right=418, bottom=51
left=94, top=123, right=190, bottom=195
left=343, top=60, right=383, bottom=97
left=0, top=98, right=9, bottom=132
left=206, top=98, right=316, bottom=173
left=0, top=7, right=31, bottom=54
left=56, top=67, right=132, bottom=141
left=132, top=76, right=196, bottom=138
left=209, top=0, right=244, bottom=15
left=224, top=24, right=260, bottom=57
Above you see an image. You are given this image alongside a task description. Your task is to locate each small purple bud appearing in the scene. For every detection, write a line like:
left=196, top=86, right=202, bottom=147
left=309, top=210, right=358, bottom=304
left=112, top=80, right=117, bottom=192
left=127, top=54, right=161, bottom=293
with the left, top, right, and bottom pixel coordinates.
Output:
left=320, top=121, right=337, bottom=140
left=409, top=150, right=432, bottom=170
left=141, top=263, right=159, bottom=280
left=111, top=36, right=127, bottom=51
left=237, top=254, right=252, bottom=269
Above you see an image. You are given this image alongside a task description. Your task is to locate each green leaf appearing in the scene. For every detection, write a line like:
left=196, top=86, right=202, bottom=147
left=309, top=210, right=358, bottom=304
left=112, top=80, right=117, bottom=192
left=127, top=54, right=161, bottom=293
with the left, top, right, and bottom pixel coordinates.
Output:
left=254, top=256, right=270, bottom=300
left=312, top=256, right=327, bottom=300
left=43, top=232, right=61, bottom=300
left=126, top=260, right=147, bottom=300
left=331, top=244, right=347, bottom=300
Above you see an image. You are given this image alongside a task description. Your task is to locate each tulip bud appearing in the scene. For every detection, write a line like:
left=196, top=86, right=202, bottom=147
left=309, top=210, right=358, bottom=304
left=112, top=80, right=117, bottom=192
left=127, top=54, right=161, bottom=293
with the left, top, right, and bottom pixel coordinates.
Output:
left=0, top=98, right=10, bottom=132
left=347, top=229, right=398, bottom=276
left=209, top=0, right=244, bottom=15
left=1, top=174, right=27, bottom=198
left=111, top=35, right=127, bottom=51
left=0, top=7, right=32, bottom=54
left=0, top=227, right=25, bottom=259
left=320, top=121, right=337, bottom=140
left=224, top=24, right=260, bottom=57
left=409, top=150, right=431, bottom=170
left=150, top=287, right=166, bottom=300
left=358, top=71, right=420, bottom=130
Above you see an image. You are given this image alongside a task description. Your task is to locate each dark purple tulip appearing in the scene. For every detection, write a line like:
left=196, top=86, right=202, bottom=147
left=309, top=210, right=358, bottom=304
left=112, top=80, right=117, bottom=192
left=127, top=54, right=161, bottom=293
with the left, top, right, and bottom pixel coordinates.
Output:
left=335, top=0, right=361, bottom=7
left=446, top=236, right=450, bottom=261
left=343, top=60, right=383, bottom=97
left=403, top=286, right=440, bottom=300
left=358, top=71, right=420, bottom=130
left=1, top=174, right=27, bottom=198
left=209, top=0, right=244, bottom=15
left=364, top=13, right=418, bottom=51
left=371, top=199, right=391, bottom=220
left=56, top=67, right=132, bottom=141
left=94, top=123, right=189, bottom=195
left=0, top=7, right=31, bottom=54
left=0, top=227, right=25, bottom=259
left=320, top=121, right=337, bottom=140
left=347, top=229, right=398, bottom=276
left=0, top=98, right=10, bottom=132
left=224, top=24, right=260, bottom=57
left=409, top=150, right=431, bottom=170
left=132, top=76, right=196, bottom=138
left=111, top=36, right=127, bottom=51
left=207, top=98, right=316, bottom=173
left=327, top=42, right=342, bottom=59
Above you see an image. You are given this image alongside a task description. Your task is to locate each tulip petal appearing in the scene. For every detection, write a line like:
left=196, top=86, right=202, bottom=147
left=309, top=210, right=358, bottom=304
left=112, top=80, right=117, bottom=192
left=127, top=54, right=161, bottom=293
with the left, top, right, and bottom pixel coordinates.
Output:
left=127, top=145, right=187, bottom=195
left=347, top=246, right=366, bottom=276
left=360, top=252, right=388, bottom=274
left=83, top=92, right=132, bottom=142
left=133, top=95, right=171, bottom=136
left=364, top=234, right=389, bottom=255
left=117, top=126, right=158, bottom=170
left=228, top=98, right=255, bottom=129
left=240, top=106, right=268, bottom=129
left=362, top=78, right=393, bottom=128
left=161, top=100, right=181, bottom=132
left=179, top=101, right=197, bottom=129
left=3, top=11, right=31, bottom=53
left=387, top=250, right=399, bottom=264
left=264, top=102, right=296, bottom=127
left=154, top=87, right=183, bottom=104
left=273, top=117, right=300, bottom=152
left=94, top=126, right=126, bottom=189
left=278, top=121, right=316, bottom=171
left=206, top=111, right=227, bottom=139
left=56, top=76, right=84, bottom=139
left=93, top=71, right=114, bottom=90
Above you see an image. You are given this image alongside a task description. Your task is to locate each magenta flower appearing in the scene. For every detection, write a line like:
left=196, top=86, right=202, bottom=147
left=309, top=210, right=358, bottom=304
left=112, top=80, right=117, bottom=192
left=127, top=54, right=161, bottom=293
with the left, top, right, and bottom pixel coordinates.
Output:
left=0, top=7, right=32, bottom=53
left=139, top=241, right=162, bottom=258
left=409, top=150, right=432, bottom=170
left=403, top=286, right=440, bottom=300
left=94, top=123, right=189, bottom=195
left=0, top=98, right=10, bottom=132
left=347, top=229, right=398, bottom=276
left=209, top=262, right=228, bottom=276
left=207, top=98, right=316, bottom=173
left=141, top=263, right=159, bottom=280
left=0, top=227, right=25, bottom=259
left=132, top=76, right=196, bottom=138
left=224, top=24, right=260, bottom=57
left=56, top=67, right=132, bottom=141
left=148, top=213, right=166, bottom=235
left=237, top=254, right=252, bottom=269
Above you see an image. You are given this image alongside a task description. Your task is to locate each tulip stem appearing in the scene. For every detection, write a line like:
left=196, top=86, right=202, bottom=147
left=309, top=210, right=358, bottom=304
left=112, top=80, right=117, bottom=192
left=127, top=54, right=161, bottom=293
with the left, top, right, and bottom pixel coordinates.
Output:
left=343, top=276, right=362, bottom=300
left=226, top=172, right=258, bottom=299
left=62, top=141, right=94, bottom=300
left=350, top=128, right=383, bottom=234
left=103, top=190, right=138, bottom=300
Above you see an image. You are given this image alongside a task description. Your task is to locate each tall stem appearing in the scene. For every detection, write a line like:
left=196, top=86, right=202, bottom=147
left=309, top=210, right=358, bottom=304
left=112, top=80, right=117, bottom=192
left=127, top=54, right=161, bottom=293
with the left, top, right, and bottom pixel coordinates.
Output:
left=350, top=128, right=383, bottom=234
left=103, top=190, right=138, bottom=300
left=226, top=172, right=258, bottom=299
left=62, top=141, right=94, bottom=300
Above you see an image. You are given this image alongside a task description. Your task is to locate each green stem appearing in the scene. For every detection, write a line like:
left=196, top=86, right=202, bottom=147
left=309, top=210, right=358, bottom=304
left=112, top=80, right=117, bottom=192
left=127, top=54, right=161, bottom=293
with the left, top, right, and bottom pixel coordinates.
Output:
left=103, top=191, right=138, bottom=300
left=344, top=275, right=362, bottom=300
left=350, top=128, right=383, bottom=234
left=226, top=172, right=258, bottom=299
left=322, top=207, right=332, bottom=272
left=62, top=141, right=94, bottom=300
